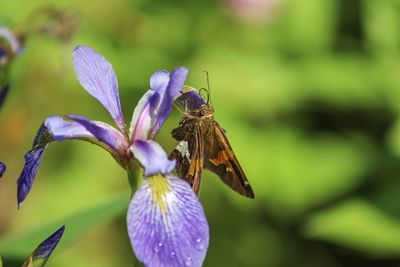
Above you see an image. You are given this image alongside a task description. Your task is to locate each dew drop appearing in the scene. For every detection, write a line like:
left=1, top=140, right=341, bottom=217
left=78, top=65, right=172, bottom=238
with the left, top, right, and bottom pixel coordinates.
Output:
left=184, top=256, right=192, bottom=266
left=170, top=251, right=176, bottom=259
left=153, top=242, right=163, bottom=253
left=195, top=237, right=204, bottom=251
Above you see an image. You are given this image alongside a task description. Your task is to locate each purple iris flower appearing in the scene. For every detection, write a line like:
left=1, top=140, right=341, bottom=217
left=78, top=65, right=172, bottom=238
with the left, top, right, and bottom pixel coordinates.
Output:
left=0, top=27, right=24, bottom=66
left=17, top=46, right=209, bottom=266
left=22, top=225, right=64, bottom=267
left=0, top=84, right=9, bottom=177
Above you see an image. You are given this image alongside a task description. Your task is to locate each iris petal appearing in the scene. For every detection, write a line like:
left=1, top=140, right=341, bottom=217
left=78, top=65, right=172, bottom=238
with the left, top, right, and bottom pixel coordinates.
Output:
left=0, top=162, right=5, bottom=177
left=17, top=116, right=126, bottom=208
left=127, top=175, right=209, bottom=267
left=73, top=46, right=126, bottom=132
left=149, top=67, right=188, bottom=139
left=67, top=114, right=129, bottom=156
left=174, top=87, right=206, bottom=111
left=130, top=68, right=188, bottom=140
left=17, top=147, right=46, bottom=208
left=22, top=225, right=65, bottom=267
left=130, top=140, right=175, bottom=176
left=130, top=90, right=158, bottom=141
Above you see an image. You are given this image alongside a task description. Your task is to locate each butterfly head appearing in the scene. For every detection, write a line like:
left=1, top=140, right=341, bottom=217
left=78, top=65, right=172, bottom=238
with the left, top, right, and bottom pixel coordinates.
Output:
left=190, top=104, right=214, bottom=118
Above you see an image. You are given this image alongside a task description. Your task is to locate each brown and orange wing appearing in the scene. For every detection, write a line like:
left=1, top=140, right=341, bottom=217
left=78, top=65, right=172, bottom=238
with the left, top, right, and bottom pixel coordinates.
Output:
left=171, top=123, right=204, bottom=195
left=204, top=122, right=254, bottom=198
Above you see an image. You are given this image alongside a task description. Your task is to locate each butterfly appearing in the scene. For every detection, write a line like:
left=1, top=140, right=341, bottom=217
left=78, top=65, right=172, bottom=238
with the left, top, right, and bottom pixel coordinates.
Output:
left=171, top=77, right=254, bottom=198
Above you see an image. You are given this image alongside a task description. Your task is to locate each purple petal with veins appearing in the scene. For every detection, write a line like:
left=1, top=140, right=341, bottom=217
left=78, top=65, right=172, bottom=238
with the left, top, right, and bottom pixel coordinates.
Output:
left=175, top=87, right=206, bottom=111
left=130, top=68, right=188, bottom=141
left=17, top=116, right=126, bottom=208
left=32, top=225, right=65, bottom=259
left=17, top=146, right=46, bottom=208
left=73, top=46, right=126, bottom=131
left=67, top=114, right=128, bottom=156
left=130, top=140, right=175, bottom=177
left=22, top=225, right=65, bottom=267
left=149, top=67, right=188, bottom=139
left=129, top=90, right=158, bottom=141
left=127, top=175, right=209, bottom=267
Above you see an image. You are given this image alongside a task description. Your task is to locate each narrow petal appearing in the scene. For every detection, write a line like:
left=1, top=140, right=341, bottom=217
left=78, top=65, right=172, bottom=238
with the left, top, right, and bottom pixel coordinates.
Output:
left=17, top=123, right=51, bottom=208
left=130, top=67, right=188, bottom=140
left=73, top=46, right=125, bottom=131
left=0, top=84, right=9, bottom=108
left=0, top=162, right=6, bottom=177
left=22, top=226, right=65, bottom=267
left=129, top=71, right=168, bottom=140
left=127, top=175, right=209, bottom=267
left=17, top=147, right=45, bottom=208
left=130, top=140, right=175, bottom=176
left=149, top=67, right=188, bottom=139
left=17, top=116, right=126, bottom=208
left=174, top=87, right=206, bottom=111
left=44, top=115, right=93, bottom=141
left=67, top=115, right=128, bottom=156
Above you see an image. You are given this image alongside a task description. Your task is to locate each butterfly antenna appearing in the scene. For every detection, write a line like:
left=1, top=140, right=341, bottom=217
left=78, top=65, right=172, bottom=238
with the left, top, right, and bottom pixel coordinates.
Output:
left=203, top=70, right=211, bottom=105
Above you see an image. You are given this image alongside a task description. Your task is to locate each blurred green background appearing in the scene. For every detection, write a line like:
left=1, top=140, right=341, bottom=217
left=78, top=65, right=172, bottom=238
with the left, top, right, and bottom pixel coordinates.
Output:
left=1, top=0, right=400, bottom=266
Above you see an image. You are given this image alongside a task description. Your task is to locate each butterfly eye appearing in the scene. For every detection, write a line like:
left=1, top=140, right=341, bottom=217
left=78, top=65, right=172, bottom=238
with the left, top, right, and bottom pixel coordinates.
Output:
left=200, top=109, right=206, bottom=116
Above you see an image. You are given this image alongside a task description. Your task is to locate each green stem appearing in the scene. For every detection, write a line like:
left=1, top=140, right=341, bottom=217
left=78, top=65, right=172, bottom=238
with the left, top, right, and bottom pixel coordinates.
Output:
left=126, top=160, right=144, bottom=267
left=127, top=160, right=143, bottom=196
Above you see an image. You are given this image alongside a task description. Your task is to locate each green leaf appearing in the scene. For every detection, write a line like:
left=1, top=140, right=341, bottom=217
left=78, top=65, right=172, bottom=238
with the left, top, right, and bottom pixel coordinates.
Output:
left=302, top=198, right=400, bottom=257
left=0, top=192, right=129, bottom=259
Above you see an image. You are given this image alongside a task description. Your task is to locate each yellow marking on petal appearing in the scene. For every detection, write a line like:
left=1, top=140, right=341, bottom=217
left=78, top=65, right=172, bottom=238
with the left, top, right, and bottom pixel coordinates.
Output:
left=148, top=174, right=170, bottom=213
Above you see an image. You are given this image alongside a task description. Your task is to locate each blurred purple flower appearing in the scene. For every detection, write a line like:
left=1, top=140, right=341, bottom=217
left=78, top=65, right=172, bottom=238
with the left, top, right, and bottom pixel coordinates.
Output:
left=22, top=225, right=64, bottom=267
left=0, top=84, right=9, bottom=178
left=17, top=46, right=209, bottom=266
left=0, top=162, right=5, bottom=178
left=0, top=27, right=24, bottom=66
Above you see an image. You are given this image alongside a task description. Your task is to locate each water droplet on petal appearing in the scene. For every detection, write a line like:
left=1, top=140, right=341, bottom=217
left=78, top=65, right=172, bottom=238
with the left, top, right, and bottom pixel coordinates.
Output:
left=185, top=256, right=192, bottom=266
left=170, top=251, right=176, bottom=259
left=195, top=237, right=204, bottom=251
left=153, top=242, right=163, bottom=253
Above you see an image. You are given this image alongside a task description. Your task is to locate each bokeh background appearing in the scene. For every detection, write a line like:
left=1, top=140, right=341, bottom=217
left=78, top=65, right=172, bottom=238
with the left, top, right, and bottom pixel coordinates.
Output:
left=1, top=0, right=400, bottom=266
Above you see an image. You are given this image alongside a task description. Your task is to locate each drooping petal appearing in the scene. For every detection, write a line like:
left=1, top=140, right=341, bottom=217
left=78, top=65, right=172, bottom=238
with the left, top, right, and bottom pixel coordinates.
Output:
left=0, top=84, right=9, bottom=108
left=73, top=46, right=125, bottom=131
left=17, top=146, right=45, bottom=209
left=17, top=116, right=127, bottom=208
left=174, top=87, right=206, bottom=111
left=17, top=124, right=51, bottom=208
left=127, top=175, right=209, bottom=267
left=130, top=140, right=175, bottom=177
left=22, top=226, right=65, bottom=267
left=130, top=67, right=188, bottom=140
left=67, top=115, right=128, bottom=155
left=0, top=162, right=6, bottom=177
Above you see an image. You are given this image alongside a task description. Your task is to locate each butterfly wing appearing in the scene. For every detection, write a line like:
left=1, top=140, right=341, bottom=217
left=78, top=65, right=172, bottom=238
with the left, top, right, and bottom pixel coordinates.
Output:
left=204, top=122, right=254, bottom=198
left=171, top=119, right=204, bottom=195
